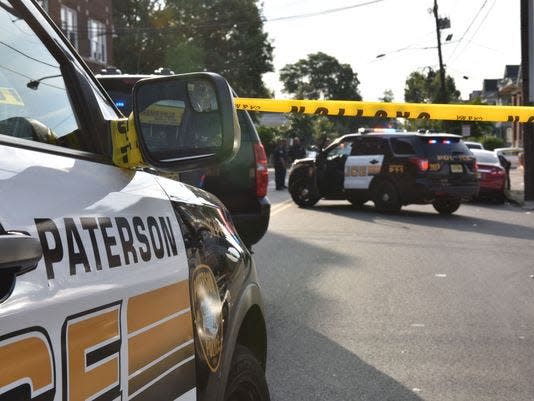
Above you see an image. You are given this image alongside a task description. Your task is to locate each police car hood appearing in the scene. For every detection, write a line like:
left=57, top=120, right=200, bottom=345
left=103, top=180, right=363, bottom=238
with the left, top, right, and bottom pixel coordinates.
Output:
left=293, top=157, right=316, bottom=166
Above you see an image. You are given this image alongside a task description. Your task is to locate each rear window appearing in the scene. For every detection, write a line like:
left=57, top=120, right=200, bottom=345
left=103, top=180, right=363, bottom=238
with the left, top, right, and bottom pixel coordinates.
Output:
left=474, top=152, right=499, bottom=164
left=98, top=77, right=141, bottom=115
left=419, top=136, right=470, bottom=156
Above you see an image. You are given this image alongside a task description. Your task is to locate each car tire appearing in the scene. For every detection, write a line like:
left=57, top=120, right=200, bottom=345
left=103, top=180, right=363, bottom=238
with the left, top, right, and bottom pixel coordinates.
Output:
left=224, top=345, right=270, bottom=401
left=432, top=199, right=461, bottom=215
left=372, top=180, right=401, bottom=212
left=289, top=176, right=319, bottom=208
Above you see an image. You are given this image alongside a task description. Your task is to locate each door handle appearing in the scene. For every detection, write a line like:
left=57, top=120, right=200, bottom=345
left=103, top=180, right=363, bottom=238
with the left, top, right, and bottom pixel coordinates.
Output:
left=370, top=159, right=379, bottom=165
left=0, top=231, right=42, bottom=276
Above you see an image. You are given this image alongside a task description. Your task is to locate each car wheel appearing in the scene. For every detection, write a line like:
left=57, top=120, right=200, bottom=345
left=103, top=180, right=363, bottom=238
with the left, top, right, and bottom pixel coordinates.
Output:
left=372, top=180, right=401, bottom=212
left=432, top=199, right=461, bottom=215
left=289, top=177, right=319, bottom=208
left=224, top=345, right=270, bottom=401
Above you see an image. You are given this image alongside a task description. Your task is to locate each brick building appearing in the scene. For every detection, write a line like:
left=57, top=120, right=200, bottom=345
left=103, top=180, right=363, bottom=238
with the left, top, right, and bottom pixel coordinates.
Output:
left=35, top=0, right=113, bottom=73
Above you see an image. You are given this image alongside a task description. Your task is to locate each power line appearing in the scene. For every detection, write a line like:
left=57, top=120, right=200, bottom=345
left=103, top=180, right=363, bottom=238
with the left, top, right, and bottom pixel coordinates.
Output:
left=447, top=0, right=488, bottom=62
left=449, top=0, right=497, bottom=64
left=265, top=0, right=386, bottom=22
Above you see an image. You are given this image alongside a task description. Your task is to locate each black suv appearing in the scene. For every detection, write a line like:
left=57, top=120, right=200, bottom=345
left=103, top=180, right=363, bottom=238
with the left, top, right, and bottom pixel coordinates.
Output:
left=97, top=74, right=270, bottom=247
left=289, top=132, right=479, bottom=214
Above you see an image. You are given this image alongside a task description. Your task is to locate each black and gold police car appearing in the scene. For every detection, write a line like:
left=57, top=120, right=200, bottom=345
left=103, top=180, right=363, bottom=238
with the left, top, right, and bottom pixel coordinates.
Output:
left=0, top=1, right=269, bottom=400
left=288, top=130, right=479, bottom=214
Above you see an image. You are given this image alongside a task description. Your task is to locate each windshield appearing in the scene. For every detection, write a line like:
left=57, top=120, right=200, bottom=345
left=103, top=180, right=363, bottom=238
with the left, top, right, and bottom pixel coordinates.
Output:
left=474, top=151, right=499, bottom=164
left=0, top=0, right=79, bottom=145
left=418, top=136, right=471, bottom=157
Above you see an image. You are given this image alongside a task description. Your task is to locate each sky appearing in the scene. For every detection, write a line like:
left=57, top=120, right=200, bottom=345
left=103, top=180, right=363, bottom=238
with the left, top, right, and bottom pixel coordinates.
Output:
left=261, top=0, right=521, bottom=102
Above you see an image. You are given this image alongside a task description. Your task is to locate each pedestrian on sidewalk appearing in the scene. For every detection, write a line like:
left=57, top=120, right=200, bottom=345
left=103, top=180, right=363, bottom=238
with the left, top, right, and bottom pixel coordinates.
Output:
left=273, top=138, right=288, bottom=190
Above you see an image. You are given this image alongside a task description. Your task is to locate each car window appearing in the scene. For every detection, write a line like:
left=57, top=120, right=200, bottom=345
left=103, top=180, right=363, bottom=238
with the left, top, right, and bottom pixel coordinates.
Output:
left=326, top=139, right=352, bottom=160
left=351, top=137, right=387, bottom=156
left=0, top=0, right=83, bottom=149
left=474, top=152, right=499, bottom=164
left=390, top=138, right=417, bottom=155
left=419, top=136, right=470, bottom=156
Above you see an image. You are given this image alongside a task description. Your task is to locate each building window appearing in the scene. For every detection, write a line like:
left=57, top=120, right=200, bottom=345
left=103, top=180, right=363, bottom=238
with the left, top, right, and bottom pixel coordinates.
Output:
left=36, top=0, right=48, bottom=12
left=60, top=6, right=78, bottom=49
left=88, top=19, right=107, bottom=64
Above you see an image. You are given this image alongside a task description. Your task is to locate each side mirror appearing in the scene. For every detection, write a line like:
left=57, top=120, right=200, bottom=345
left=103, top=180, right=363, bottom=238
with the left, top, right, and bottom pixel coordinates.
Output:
left=132, top=73, right=240, bottom=171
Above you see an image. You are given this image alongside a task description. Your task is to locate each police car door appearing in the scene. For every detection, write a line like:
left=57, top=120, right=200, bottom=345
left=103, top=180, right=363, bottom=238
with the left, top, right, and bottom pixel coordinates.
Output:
left=322, top=138, right=354, bottom=195
left=344, top=137, right=385, bottom=190
left=0, top=3, right=195, bottom=401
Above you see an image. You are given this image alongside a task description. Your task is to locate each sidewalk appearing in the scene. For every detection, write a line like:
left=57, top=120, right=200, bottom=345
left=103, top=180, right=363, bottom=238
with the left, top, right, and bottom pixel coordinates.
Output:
left=505, top=167, right=534, bottom=209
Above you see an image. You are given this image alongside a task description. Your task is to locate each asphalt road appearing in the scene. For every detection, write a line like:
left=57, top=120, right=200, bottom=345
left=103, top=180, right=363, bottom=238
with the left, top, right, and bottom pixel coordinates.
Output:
left=253, top=173, right=534, bottom=401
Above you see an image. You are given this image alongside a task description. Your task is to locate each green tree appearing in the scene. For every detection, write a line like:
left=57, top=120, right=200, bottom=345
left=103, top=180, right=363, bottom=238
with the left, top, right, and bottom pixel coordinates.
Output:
left=112, top=0, right=273, bottom=97
left=481, top=135, right=505, bottom=151
left=279, top=52, right=362, bottom=136
left=164, top=0, right=273, bottom=97
left=112, top=0, right=169, bottom=73
left=404, top=68, right=460, bottom=104
left=380, top=89, right=394, bottom=103
left=280, top=52, right=361, bottom=100
left=404, top=68, right=461, bottom=132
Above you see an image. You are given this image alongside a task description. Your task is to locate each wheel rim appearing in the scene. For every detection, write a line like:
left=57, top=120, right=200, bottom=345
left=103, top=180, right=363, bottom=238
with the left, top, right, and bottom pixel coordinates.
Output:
left=295, top=181, right=311, bottom=202
left=381, top=192, right=390, bottom=202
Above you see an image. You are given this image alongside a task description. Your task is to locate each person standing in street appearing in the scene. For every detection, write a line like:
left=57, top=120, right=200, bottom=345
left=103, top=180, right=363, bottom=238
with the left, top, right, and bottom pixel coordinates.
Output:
left=289, top=137, right=306, bottom=162
left=273, top=138, right=288, bottom=190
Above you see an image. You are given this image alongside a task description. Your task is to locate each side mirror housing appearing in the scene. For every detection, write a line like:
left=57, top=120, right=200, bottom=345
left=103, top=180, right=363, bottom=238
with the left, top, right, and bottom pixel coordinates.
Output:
left=131, top=73, right=240, bottom=171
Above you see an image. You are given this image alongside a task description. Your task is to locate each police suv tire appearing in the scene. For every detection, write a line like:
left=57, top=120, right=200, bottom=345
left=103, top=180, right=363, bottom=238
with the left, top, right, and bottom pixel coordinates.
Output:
left=372, top=180, right=401, bottom=212
left=432, top=199, right=461, bottom=215
left=224, top=345, right=271, bottom=401
left=289, top=177, right=319, bottom=208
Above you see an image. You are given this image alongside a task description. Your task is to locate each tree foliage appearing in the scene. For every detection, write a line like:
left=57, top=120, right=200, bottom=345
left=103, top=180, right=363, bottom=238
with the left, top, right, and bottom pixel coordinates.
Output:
left=481, top=135, right=505, bottom=151
left=112, top=0, right=273, bottom=97
left=279, top=52, right=362, bottom=137
left=404, top=68, right=460, bottom=104
left=380, top=89, right=394, bottom=103
left=112, top=0, right=168, bottom=74
left=280, top=52, right=361, bottom=100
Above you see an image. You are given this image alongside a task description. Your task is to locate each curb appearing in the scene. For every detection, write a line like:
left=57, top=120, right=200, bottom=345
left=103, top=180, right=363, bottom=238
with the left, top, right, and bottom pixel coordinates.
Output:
left=505, top=189, right=524, bottom=206
left=504, top=190, right=534, bottom=210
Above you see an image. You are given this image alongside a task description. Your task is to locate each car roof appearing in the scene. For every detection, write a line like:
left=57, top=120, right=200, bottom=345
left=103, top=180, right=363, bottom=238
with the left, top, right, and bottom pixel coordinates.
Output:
left=95, top=74, right=153, bottom=80
left=494, top=147, right=523, bottom=152
left=335, top=132, right=462, bottom=143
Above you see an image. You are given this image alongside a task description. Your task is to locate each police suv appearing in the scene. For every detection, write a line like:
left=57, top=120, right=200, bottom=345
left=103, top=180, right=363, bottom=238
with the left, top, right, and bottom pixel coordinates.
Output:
left=0, top=1, right=269, bottom=401
left=288, top=131, right=479, bottom=214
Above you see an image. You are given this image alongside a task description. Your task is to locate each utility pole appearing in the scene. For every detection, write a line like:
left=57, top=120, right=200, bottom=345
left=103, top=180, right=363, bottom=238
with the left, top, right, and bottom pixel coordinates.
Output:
left=433, top=0, right=448, bottom=104
left=521, top=0, right=534, bottom=202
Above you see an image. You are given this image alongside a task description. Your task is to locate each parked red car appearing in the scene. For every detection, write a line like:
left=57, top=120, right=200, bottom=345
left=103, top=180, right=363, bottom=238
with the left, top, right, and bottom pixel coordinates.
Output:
left=471, top=149, right=506, bottom=203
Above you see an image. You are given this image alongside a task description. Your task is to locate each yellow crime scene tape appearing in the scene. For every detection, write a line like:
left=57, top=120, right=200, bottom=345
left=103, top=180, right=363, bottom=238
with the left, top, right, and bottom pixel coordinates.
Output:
left=234, top=98, right=534, bottom=124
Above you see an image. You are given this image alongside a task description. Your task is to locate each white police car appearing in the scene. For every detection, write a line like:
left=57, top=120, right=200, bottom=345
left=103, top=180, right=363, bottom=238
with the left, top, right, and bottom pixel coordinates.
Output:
left=0, top=1, right=269, bottom=400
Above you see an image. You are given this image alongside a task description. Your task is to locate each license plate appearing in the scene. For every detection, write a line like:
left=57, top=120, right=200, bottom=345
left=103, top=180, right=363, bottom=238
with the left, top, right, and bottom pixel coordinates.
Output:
left=450, top=164, right=463, bottom=173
